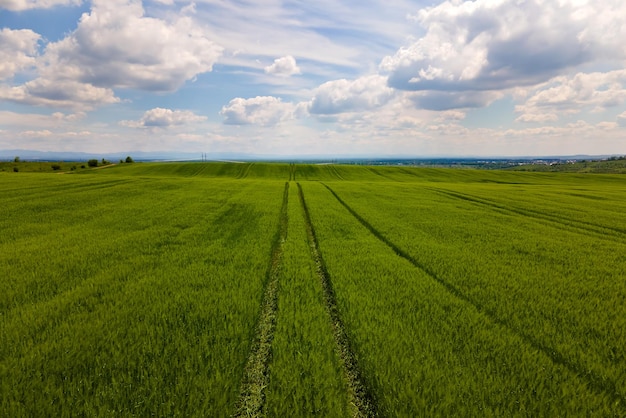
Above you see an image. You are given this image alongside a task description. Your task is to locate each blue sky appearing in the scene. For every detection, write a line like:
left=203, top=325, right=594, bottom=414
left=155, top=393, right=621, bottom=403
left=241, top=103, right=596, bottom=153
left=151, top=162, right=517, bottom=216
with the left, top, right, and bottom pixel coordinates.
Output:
left=1, top=0, right=626, bottom=157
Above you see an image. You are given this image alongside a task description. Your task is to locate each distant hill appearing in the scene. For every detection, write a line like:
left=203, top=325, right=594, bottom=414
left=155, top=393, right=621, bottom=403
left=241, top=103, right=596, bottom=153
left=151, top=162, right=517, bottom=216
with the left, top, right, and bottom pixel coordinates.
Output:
left=0, top=149, right=198, bottom=162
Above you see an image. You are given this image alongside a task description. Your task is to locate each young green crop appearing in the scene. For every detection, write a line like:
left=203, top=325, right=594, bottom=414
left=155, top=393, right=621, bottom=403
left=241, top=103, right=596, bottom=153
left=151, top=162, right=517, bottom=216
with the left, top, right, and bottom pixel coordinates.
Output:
left=263, top=181, right=349, bottom=417
left=86, top=161, right=292, bottom=180
left=299, top=181, right=624, bottom=416
left=2, top=164, right=626, bottom=416
left=319, top=179, right=626, bottom=412
left=0, top=174, right=284, bottom=416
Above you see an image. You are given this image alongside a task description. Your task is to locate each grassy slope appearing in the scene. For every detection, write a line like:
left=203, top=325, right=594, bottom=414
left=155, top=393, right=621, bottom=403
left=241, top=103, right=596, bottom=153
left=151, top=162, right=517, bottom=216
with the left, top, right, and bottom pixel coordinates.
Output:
left=1, top=163, right=625, bottom=416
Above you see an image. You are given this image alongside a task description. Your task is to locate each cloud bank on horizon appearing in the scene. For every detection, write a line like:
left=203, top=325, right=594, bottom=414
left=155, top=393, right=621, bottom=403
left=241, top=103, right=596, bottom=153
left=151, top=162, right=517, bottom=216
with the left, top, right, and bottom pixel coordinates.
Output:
left=1, top=0, right=625, bottom=157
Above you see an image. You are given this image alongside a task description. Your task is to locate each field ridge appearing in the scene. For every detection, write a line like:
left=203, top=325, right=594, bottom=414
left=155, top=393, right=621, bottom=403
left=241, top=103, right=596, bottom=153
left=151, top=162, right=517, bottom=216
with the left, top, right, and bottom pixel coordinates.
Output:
left=297, top=182, right=378, bottom=417
left=321, top=183, right=626, bottom=409
left=233, top=182, right=289, bottom=417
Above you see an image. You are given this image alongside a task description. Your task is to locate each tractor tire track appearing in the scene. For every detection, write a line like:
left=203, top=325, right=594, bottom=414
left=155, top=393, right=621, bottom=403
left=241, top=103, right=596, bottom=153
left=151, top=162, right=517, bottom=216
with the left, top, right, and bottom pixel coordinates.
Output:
left=330, top=165, right=344, bottom=180
left=297, top=183, right=378, bottom=418
left=365, top=167, right=392, bottom=181
left=233, top=182, right=289, bottom=417
left=288, top=163, right=296, bottom=182
left=237, top=162, right=254, bottom=179
left=321, top=183, right=626, bottom=411
left=428, top=187, right=626, bottom=243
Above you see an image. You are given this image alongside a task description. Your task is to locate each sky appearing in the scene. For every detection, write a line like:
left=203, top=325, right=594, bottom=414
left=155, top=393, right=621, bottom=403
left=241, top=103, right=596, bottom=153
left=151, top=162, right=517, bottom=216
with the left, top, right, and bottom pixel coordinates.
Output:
left=1, top=0, right=626, bottom=157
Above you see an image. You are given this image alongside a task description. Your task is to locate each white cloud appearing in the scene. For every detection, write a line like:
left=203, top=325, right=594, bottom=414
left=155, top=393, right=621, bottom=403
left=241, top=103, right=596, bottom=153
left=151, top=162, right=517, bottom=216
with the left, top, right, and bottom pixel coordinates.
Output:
left=0, top=28, right=40, bottom=80
left=181, top=2, right=196, bottom=14
left=409, top=90, right=503, bottom=111
left=0, top=78, right=119, bottom=110
left=618, top=111, right=626, bottom=127
left=515, top=70, right=626, bottom=122
left=19, top=129, right=53, bottom=137
left=0, top=0, right=223, bottom=110
left=502, top=120, right=597, bottom=138
left=220, top=96, right=299, bottom=126
left=308, top=75, right=395, bottom=115
left=381, top=0, right=626, bottom=93
left=0, top=111, right=85, bottom=128
left=39, top=0, right=223, bottom=92
left=120, top=108, right=207, bottom=128
left=264, top=55, right=301, bottom=77
left=597, top=121, right=618, bottom=130
left=0, top=0, right=81, bottom=10
left=435, top=110, right=466, bottom=122
left=515, top=112, right=559, bottom=123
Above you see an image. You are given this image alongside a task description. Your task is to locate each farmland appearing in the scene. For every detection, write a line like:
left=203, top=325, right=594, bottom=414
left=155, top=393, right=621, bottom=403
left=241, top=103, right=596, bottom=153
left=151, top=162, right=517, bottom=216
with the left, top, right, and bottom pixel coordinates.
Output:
left=1, top=162, right=625, bottom=416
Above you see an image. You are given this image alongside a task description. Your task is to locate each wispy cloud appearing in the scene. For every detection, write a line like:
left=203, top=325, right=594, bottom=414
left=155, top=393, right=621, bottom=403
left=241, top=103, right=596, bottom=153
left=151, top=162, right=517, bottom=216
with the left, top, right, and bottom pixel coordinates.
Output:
left=0, top=0, right=82, bottom=11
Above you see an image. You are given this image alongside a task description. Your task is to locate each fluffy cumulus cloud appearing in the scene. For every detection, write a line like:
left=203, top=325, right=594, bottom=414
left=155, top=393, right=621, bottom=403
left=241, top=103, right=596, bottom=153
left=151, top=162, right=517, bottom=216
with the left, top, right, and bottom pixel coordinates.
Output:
left=0, top=0, right=81, bottom=10
left=381, top=0, right=626, bottom=93
left=0, top=0, right=223, bottom=110
left=40, top=0, right=223, bottom=92
left=120, top=108, right=207, bottom=128
left=0, top=78, right=119, bottom=109
left=264, top=56, right=301, bottom=77
left=220, top=96, right=300, bottom=126
left=515, top=70, right=626, bottom=122
left=308, top=75, right=395, bottom=114
left=0, top=28, right=40, bottom=79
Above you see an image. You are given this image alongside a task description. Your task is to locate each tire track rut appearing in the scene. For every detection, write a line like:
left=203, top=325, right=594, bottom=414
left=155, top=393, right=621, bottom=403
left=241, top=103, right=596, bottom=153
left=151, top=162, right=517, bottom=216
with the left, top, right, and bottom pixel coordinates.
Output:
left=233, top=182, right=289, bottom=417
left=428, top=187, right=626, bottom=243
left=297, top=183, right=378, bottom=418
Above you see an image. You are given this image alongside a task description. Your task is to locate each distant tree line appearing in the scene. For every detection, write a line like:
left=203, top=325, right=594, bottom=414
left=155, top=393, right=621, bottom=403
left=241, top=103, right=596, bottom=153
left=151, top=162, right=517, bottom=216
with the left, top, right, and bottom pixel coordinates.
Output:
left=87, top=156, right=133, bottom=168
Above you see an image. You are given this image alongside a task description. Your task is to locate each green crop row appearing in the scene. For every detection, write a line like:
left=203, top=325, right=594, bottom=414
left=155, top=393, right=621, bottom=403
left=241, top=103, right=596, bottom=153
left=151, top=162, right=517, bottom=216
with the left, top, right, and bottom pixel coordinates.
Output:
left=263, top=182, right=348, bottom=417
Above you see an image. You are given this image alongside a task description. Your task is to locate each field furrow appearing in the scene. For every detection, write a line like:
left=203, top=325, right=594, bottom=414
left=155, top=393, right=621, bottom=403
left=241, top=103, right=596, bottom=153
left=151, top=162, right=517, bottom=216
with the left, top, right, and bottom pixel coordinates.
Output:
left=233, top=183, right=289, bottom=417
left=237, top=162, right=254, bottom=179
left=264, top=182, right=348, bottom=416
left=0, top=176, right=134, bottom=203
left=429, top=187, right=626, bottom=242
left=298, top=183, right=377, bottom=417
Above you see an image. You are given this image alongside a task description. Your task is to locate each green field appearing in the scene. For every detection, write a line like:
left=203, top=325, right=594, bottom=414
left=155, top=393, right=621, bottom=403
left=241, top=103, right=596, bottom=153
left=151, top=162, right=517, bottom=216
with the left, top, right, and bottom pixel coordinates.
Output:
left=1, top=162, right=625, bottom=416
